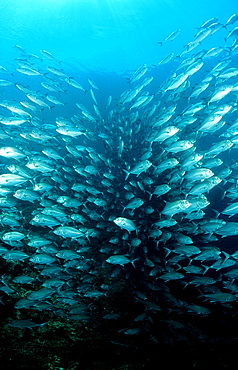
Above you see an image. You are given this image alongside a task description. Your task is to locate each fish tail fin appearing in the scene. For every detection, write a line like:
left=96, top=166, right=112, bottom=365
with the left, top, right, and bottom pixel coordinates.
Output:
left=164, top=247, right=171, bottom=257
left=212, top=209, right=220, bottom=218
left=201, top=264, right=210, bottom=274
left=123, top=169, right=130, bottom=180
left=223, top=251, right=231, bottom=262
left=131, top=258, right=139, bottom=268
left=148, top=192, right=153, bottom=201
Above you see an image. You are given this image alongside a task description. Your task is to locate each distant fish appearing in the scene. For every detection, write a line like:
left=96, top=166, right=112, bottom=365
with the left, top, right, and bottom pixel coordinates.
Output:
left=158, top=53, right=174, bottom=65
left=65, top=77, right=86, bottom=92
left=46, top=66, right=68, bottom=78
left=129, top=64, right=148, bottom=83
left=40, top=49, right=57, bottom=61
left=158, top=29, right=181, bottom=46
left=88, top=78, right=99, bottom=90
left=8, top=319, right=48, bottom=329
left=16, top=67, right=41, bottom=76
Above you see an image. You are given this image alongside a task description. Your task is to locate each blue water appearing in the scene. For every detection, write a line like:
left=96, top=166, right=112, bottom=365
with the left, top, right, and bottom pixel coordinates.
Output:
left=0, top=0, right=237, bottom=72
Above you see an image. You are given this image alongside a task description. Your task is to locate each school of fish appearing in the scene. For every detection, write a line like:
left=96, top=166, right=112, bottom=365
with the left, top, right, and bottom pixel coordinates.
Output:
left=1, top=14, right=238, bottom=342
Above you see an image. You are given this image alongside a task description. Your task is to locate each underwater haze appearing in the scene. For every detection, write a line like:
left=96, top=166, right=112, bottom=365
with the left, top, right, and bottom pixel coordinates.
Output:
left=1, top=0, right=238, bottom=369
left=0, top=0, right=237, bottom=72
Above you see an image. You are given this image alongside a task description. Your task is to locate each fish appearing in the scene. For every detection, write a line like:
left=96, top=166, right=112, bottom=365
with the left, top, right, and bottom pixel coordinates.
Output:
left=129, top=64, right=148, bottom=83
left=158, top=29, right=181, bottom=46
left=13, top=189, right=40, bottom=202
left=46, top=66, right=69, bottom=78
left=29, top=254, right=56, bottom=264
left=123, top=197, right=144, bottom=212
left=2, top=15, right=238, bottom=347
left=188, top=176, right=222, bottom=195
left=40, top=49, right=56, bottom=60
left=184, top=168, right=214, bottom=181
left=0, top=174, right=29, bottom=186
left=88, top=79, right=100, bottom=90
left=193, top=28, right=212, bottom=43
left=106, top=255, right=131, bottom=266
left=124, top=160, right=152, bottom=179
left=130, top=95, right=153, bottom=110
left=196, top=18, right=219, bottom=29
left=153, top=158, right=179, bottom=175
left=215, top=222, right=238, bottom=237
left=0, top=117, right=29, bottom=126
left=208, top=85, right=233, bottom=103
left=46, top=95, right=65, bottom=106
left=53, top=226, right=85, bottom=238
left=8, top=319, right=47, bottom=328
left=25, top=160, right=55, bottom=173
left=113, top=217, right=137, bottom=232
left=26, top=94, right=51, bottom=109
left=161, top=200, right=191, bottom=217
left=225, top=14, right=238, bottom=26
left=221, top=202, right=238, bottom=217
left=0, top=147, right=26, bottom=159
left=16, top=67, right=41, bottom=76
left=56, top=250, right=80, bottom=260
left=149, top=126, right=179, bottom=143
left=159, top=271, right=184, bottom=282
left=65, top=77, right=86, bottom=92
left=56, top=125, right=86, bottom=137
left=158, top=53, right=174, bottom=65
left=148, top=184, right=171, bottom=200
left=164, top=72, right=189, bottom=91
left=12, top=275, right=35, bottom=284
left=226, top=26, right=238, bottom=40
left=3, top=251, right=28, bottom=261
left=165, top=140, right=193, bottom=153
